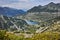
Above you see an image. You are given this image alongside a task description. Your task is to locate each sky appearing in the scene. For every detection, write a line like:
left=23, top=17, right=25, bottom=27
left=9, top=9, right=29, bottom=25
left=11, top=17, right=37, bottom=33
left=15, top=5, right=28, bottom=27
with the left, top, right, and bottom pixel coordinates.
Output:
left=0, top=0, right=60, bottom=10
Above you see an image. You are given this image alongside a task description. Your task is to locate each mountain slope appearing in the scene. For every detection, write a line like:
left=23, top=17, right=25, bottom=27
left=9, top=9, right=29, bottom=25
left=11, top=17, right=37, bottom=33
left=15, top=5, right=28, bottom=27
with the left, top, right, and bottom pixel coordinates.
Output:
left=19, top=2, right=60, bottom=22
left=0, top=15, right=28, bottom=31
left=0, top=7, right=26, bottom=17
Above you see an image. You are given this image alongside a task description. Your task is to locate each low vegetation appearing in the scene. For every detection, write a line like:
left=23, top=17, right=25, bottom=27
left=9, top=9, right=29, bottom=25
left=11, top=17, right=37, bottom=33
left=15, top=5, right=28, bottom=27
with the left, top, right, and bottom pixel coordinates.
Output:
left=0, top=30, right=60, bottom=40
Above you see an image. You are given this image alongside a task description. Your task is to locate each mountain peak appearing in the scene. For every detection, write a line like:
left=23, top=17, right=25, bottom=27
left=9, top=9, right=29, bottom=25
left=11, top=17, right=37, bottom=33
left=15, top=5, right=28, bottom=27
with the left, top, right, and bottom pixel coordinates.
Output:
left=47, top=2, right=56, bottom=6
left=49, top=2, right=55, bottom=4
left=38, top=5, right=42, bottom=7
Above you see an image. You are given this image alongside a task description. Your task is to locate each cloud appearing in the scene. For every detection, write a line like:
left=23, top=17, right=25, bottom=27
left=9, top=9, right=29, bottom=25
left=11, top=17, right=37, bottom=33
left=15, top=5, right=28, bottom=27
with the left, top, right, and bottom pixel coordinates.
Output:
left=52, top=0, right=60, bottom=3
left=0, top=0, right=36, bottom=10
left=19, top=0, right=29, bottom=2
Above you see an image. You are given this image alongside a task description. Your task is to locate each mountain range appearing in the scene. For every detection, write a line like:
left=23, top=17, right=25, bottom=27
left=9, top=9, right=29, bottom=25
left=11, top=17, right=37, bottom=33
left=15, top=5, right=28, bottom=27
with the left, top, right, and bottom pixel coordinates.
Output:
left=0, top=2, right=60, bottom=17
left=27, top=2, right=60, bottom=12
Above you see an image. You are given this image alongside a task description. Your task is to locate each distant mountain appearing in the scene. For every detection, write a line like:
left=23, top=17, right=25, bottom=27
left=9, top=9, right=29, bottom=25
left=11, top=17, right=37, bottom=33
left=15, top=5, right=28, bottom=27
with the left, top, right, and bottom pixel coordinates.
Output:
left=27, top=2, right=60, bottom=12
left=0, top=7, right=26, bottom=17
